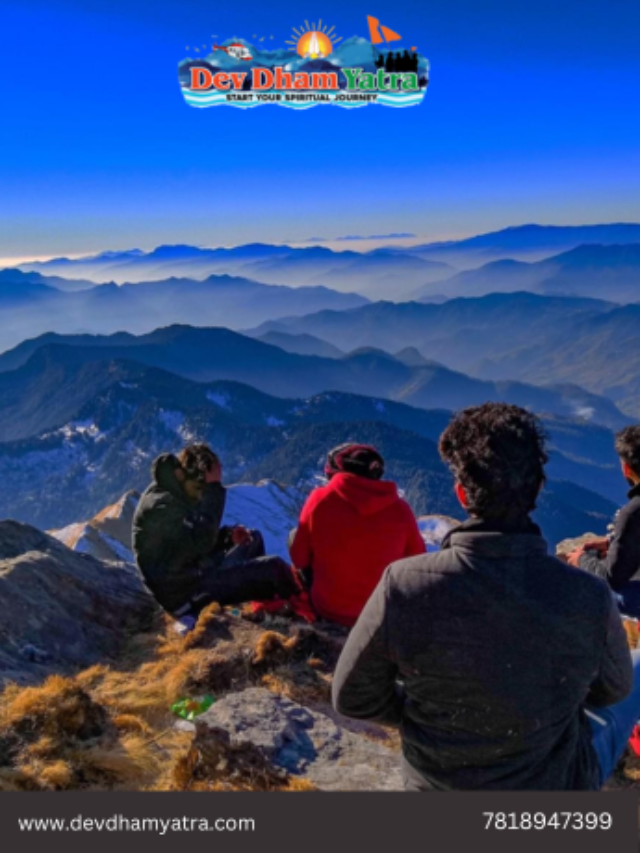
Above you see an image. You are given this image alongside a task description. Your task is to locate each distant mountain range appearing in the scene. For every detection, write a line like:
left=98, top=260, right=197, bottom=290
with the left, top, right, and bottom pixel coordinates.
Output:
left=405, top=223, right=640, bottom=267
left=413, top=244, right=640, bottom=302
left=0, top=268, right=367, bottom=353
left=0, top=227, right=635, bottom=361
left=16, top=223, right=640, bottom=289
left=255, top=331, right=345, bottom=359
left=251, top=291, right=612, bottom=372
left=0, top=360, right=623, bottom=546
left=251, top=292, right=640, bottom=417
left=478, top=302, right=640, bottom=418
left=16, top=244, right=454, bottom=300
left=0, top=326, right=630, bottom=440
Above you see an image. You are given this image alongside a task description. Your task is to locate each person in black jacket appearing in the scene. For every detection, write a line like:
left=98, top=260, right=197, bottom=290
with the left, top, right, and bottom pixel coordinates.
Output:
left=333, top=403, right=638, bottom=790
left=132, top=444, right=298, bottom=617
left=568, top=426, right=640, bottom=615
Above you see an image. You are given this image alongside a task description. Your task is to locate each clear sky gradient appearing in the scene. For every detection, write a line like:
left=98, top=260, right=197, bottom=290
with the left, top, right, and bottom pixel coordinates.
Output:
left=1, top=0, right=639, bottom=260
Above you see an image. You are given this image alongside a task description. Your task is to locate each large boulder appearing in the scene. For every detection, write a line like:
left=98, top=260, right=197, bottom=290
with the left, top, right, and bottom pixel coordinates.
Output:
left=0, top=520, right=155, bottom=686
left=192, top=687, right=403, bottom=791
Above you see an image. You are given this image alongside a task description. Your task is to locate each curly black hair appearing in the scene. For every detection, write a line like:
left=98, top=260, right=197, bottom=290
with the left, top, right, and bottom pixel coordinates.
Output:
left=177, top=443, right=220, bottom=481
left=615, top=425, right=640, bottom=477
left=439, top=403, right=548, bottom=521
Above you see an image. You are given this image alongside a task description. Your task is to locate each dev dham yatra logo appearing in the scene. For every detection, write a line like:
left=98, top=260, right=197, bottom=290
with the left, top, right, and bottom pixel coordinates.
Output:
left=179, top=17, right=429, bottom=109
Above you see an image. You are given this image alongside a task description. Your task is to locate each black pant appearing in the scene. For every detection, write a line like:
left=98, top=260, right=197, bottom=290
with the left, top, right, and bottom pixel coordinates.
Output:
left=185, top=531, right=298, bottom=615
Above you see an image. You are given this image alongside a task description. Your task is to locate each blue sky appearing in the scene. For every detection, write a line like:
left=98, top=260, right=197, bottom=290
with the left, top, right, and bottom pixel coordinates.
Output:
left=0, top=0, right=639, bottom=260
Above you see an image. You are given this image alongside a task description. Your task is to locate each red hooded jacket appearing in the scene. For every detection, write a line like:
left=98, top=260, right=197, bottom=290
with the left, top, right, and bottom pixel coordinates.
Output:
left=289, top=473, right=426, bottom=627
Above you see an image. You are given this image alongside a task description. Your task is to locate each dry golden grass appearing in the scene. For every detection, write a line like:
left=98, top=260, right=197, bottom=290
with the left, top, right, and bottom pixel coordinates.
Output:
left=0, top=672, right=163, bottom=790
left=3, top=604, right=634, bottom=793
left=37, top=760, right=74, bottom=790
left=253, top=630, right=299, bottom=666
left=0, top=606, right=344, bottom=791
left=112, top=714, right=153, bottom=735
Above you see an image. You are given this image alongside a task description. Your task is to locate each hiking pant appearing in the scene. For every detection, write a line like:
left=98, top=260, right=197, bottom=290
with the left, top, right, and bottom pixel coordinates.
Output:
left=180, top=530, right=298, bottom=616
left=587, top=649, right=640, bottom=786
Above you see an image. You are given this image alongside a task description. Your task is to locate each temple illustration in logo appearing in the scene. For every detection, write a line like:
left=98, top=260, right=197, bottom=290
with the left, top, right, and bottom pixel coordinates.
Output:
left=178, top=18, right=429, bottom=110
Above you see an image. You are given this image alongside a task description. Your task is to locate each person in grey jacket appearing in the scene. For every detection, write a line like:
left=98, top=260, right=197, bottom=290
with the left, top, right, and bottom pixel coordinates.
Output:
left=333, top=403, right=637, bottom=790
left=568, top=426, right=640, bottom=616
left=132, top=444, right=298, bottom=617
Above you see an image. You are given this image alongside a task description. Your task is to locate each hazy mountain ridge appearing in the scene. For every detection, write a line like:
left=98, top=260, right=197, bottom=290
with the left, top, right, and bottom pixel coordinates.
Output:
left=17, top=245, right=454, bottom=300
left=0, top=326, right=629, bottom=439
left=479, top=302, right=640, bottom=416
left=413, top=244, right=640, bottom=302
left=14, top=224, right=640, bottom=300
left=251, top=292, right=614, bottom=363
left=0, top=268, right=368, bottom=353
left=254, top=331, right=345, bottom=359
left=405, top=223, right=640, bottom=267
left=18, top=222, right=640, bottom=273
left=251, top=293, right=640, bottom=417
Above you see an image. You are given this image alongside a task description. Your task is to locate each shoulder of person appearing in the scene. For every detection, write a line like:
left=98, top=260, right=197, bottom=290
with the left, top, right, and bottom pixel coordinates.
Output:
left=385, top=550, right=450, bottom=592
left=146, top=488, right=184, bottom=513
left=619, top=494, right=640, bottom=524
left=136, top=483, right=166, bottom=508
left=551, top=553, right=614, bottom=605
left=304, top=482, right=333, bottom=507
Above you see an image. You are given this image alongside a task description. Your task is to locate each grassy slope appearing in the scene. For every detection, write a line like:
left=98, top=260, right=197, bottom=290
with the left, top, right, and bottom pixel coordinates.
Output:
left=0, top=603, right=635, bottom=792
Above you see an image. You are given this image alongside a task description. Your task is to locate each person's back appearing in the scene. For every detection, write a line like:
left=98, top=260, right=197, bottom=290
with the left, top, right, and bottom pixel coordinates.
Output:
left=333, top=404, right=635, bottom=790
left=290, top=443, right=425, bottom=626
left=379, top=520, right=620, bottom=789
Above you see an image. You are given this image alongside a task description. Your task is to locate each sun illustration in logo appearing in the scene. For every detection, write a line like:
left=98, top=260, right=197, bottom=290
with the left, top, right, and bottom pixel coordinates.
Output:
left=286, top=21, right=343, bottom=59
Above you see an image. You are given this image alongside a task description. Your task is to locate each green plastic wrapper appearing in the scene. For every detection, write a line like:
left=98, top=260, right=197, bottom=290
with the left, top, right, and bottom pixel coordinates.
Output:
left=171, top=694, right=215, bottom=721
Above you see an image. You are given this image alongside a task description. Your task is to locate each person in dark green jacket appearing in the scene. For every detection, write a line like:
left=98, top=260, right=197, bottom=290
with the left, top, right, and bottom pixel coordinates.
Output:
left=132, top=444, right=298, bottom=617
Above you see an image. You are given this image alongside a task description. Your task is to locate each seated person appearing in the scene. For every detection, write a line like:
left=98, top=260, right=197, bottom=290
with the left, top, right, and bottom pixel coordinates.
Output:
left=132, top=444, right=298, bottom=617
left=568, top=426, right=640, bottom=615
left=333, top=403, right=638, bottom=790
left=289, top=442, right=425, bottom=627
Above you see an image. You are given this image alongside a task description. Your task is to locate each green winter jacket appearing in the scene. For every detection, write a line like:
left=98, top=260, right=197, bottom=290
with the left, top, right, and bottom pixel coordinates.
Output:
left=132, top=453, right=227, bottom=613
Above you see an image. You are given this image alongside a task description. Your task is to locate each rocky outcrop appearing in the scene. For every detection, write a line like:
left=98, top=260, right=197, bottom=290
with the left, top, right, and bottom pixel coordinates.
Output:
left=0, top=521, right=155, bottom=686
left=192, top=687, right=403, bottom=791
left=51, top=491, right=140, bottom=564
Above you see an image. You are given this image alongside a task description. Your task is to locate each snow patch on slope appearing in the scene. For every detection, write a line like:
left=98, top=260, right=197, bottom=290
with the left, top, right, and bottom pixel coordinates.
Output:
left=417, top=515, right=458, bottom=551
left=207, top=391, right=231, bottom=410
left=223, top=482, right=307, bottom=561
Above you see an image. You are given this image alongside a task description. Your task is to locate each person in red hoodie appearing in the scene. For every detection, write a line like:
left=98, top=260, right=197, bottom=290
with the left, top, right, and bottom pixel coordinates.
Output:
left=289, top=443, right=426, bottom=627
